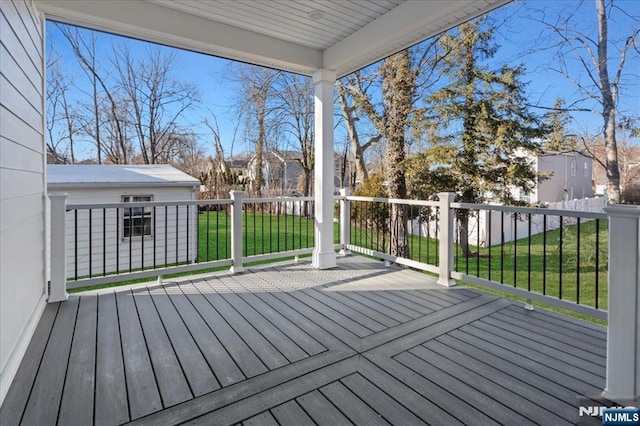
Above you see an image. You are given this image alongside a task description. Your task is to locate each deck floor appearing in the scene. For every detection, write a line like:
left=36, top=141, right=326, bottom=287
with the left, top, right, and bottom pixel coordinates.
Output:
left=1, top=255, right=607, bottom=425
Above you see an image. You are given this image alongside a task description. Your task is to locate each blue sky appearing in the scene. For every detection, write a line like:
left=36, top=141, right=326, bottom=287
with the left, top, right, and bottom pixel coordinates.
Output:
left=46, top=0, right=639, bottom=162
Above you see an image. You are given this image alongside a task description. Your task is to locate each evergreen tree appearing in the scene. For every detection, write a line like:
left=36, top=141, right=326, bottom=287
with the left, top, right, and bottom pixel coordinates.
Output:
left=543, top=98, right=578, bottom=152
left=409, top=18, right=547, bottom=257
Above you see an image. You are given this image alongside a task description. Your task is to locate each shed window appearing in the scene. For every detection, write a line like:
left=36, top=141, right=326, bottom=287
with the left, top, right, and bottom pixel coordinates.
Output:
left=123, top=195, right=152, bottom=238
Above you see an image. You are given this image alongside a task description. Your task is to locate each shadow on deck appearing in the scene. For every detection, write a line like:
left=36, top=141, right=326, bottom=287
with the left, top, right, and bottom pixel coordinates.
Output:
left=1, top=255, right=607, bottom=425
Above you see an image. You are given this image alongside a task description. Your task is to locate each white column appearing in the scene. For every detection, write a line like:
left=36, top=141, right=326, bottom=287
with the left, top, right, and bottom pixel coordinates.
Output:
left=49, top=193, right=69, bottom=302
left=312, top=69, right=337, bottom=269
left=602, top=204, right=640, bottom=403
left=229, top=191, right=244, bottom=274
left=437, top=192, right=456, bottom=287
left=339, top=188, right=351, bottom=256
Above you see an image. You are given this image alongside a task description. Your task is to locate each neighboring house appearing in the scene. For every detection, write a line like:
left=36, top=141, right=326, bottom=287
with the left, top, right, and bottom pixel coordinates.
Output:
left=247, top=151, right=306, bottom=195
left=47, top=164, right=200, bottom=278
left=511, top=151, right=594, bottom=203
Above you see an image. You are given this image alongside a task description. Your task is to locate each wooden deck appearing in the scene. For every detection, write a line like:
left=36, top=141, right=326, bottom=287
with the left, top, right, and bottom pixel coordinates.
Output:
left=1, top=255, right=607, bottom=425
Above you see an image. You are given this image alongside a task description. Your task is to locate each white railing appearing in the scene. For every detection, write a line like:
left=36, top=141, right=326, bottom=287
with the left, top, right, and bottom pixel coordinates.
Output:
left=48, top=191, right=343, bottom=292
left=342, top=192, right=609, bottom=320
left=48, top=190, right=640, bottom=403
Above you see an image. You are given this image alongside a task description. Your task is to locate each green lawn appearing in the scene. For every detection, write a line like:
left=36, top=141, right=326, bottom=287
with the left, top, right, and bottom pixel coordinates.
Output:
left=197, top=210, right=340, bottom=262
left=452, top=219, right=608, bottom=310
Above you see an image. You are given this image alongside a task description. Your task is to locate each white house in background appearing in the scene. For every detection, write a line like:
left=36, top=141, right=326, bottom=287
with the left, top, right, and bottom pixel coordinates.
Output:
left=511, top=151, right=594, bottom=203
left=47, top=165, right=200, bottom=279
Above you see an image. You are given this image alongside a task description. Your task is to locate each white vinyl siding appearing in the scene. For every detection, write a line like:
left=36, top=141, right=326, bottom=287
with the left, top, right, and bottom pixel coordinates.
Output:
left=0, top=0, right=46, bottom=403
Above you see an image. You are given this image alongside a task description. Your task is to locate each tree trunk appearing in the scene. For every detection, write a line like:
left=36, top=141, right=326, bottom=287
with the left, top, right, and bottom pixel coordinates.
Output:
left=382, top=50, right=413, bottom=258
left=596, top=0, right=621, bottom=203
left=254, top=91, right=266, bottom=198
left=338, top=86, right=369, bottom=188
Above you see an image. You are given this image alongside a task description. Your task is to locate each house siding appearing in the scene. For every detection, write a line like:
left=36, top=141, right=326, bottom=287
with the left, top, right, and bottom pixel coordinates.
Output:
left=0, top=0, right=46, bottom=404
left=537, top=153, right=594, bottom=203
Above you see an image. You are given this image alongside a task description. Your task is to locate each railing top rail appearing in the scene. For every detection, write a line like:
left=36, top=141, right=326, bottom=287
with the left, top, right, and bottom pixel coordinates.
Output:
left=451, top=202, right=608, bottom=220
left=346, top=195, right=439, bottom=207
left=66, top=198, right=232, bottom=210
left=242, top=196, right=314, bottom=203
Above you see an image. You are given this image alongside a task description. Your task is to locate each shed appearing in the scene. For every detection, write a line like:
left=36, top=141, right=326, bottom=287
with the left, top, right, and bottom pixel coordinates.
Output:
left=47, top=165, right=200, bottom=279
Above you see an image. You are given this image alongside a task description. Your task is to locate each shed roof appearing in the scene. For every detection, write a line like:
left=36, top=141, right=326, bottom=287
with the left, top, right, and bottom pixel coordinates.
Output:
left=47, top=164, right=200, bottom=188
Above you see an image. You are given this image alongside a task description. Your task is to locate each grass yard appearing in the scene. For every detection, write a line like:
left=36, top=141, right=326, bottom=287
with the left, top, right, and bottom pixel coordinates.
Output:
left=197, top=210, right=340, bottom=262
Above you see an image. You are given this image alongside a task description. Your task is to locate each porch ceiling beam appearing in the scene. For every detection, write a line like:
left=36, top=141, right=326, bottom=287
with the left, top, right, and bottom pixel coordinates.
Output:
left=34, top=0, right=323, bottom=76
left=324, top=0, right=512, bottom=78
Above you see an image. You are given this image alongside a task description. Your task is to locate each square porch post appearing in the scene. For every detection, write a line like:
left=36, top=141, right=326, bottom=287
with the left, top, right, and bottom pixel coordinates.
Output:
left=603, top=204, right=640, bottom=403
left=312, top=69, right=337, bottom=269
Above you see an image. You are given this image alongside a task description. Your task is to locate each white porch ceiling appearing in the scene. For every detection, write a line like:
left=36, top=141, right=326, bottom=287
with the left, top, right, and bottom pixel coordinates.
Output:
left=34, top=0, right=511, bottom=78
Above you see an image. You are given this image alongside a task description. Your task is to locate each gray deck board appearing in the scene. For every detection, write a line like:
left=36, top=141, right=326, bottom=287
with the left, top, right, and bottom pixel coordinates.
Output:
left=210, top=282, right=309, bottom=362
left=474, top=318, right=607, bottom=380
left=165, top=287, right=245, bottom=387
left=337, top=290, right=415, bottom=323
left=2, top=256, right=608, bottom=426
left=410, top=344, right=572, bottom=425
left=58, top=295, right=97, bottom=426
left=456, top=324, right=605, bottom=393
left=297, top=390, right=352, bottom=426
left=424, top=339, right=577, bottom=422
left=94, top=292, right=129, bottom=426
left=396, top=350, right=537, bottom=426
left=500, top=305, right=608, bottom=340
left=21, top=297, right=78, bottom=426
left=309, top=287, right=402, bottom=328
left=234, top=290, right=326, bottom=356
left=242, top=411, right=279, bottom=426
left=132, top=287, right=193, bottom=407
left=320, top=381, right=390, bottom=426
left=181, top=282, right=268, bottom=378
left=193, top=279, right=289, bottom=370
left=0, top=303, right=59, bottom=426
left=271, top=400, right=316, bottom=426
left=149, top=285, right=219, bottom=396
left=341, top=374, right=425, bottom=425
left=367, top=354, right=500, bottom=425
left=489, top=310, right=607, bottom=355
left=116, top=290, right=163, bottom=419
left=357, top=358, right=464, bottom=425
left=437, top=333, right=593, bottom=404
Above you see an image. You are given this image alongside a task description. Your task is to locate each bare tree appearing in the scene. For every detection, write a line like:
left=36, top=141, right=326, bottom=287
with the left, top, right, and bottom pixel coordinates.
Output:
left=272, top=73, right=315, bottom=197
left=46, top=63, right=78, bottom=163
left=584, top=133, right=640, bottom=199
left=337, top=83, right=381, bottom=188
left=59, top=25, right=133, bottom=165
left=170, top=132, right=204, bottom=177
left=201, top=116, right=233, bottom=200
left=233, top=65, right=280, bottom=197
left=531, top=0, right=639, bottom=203
left=112, top=46, right=200, bottom=164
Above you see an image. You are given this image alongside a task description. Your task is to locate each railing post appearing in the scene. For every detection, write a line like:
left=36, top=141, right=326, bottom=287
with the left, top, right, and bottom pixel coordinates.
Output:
left=602, top=205, right=640, bottom=403
left=339, top=188, right=351, bottom=256
left=49, top=193, right=69, bottom=302
left=229, top=191, right=244, bottom=274
left=437, top=192, right=456, bottom=287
